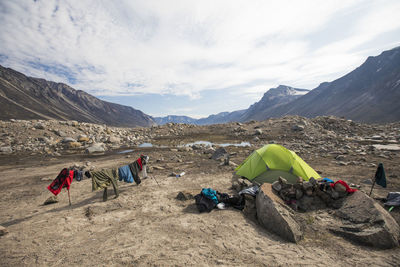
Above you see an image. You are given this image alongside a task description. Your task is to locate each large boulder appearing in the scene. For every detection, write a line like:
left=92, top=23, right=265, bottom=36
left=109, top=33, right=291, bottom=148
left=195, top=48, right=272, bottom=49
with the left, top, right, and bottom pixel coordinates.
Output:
left=211, top=147, right=227, bottom=160
left=85, top=143, right=106, bottom=154
left=256, top=184, right=303, bottom=243
left=330, top=191, right=400, bottom=248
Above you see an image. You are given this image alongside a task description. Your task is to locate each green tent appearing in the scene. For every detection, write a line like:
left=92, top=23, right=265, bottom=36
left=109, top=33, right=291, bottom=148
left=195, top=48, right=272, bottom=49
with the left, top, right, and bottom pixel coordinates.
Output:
left=235, top=144, right=320, bottom=184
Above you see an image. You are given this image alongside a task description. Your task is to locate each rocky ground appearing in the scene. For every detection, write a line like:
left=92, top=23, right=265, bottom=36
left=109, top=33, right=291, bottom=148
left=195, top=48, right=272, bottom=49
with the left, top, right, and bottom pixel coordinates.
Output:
left=0, top=115, right=400, bottom=266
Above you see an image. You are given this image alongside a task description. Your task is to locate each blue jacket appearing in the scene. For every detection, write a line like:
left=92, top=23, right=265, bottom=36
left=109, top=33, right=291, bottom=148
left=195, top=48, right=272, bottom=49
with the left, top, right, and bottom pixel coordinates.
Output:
left=118, top=165, right=134, bottom=183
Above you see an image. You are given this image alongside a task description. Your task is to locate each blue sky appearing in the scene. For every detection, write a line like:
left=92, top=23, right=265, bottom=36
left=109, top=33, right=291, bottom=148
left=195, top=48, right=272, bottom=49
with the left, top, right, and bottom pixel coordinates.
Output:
left=1, top=0, right=400, bottom=118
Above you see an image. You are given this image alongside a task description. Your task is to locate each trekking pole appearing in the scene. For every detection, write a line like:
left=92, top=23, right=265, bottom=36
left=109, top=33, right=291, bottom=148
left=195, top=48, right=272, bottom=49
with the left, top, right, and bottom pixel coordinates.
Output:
left=67, top=189, right=72, bottom=206
left=369, top=177, right=376, bottom=196
left=150, top=175, right=160, bottom=187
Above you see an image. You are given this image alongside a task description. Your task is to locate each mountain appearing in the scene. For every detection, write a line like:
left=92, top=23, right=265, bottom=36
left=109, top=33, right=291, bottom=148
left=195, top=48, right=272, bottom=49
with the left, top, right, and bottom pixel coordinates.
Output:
left=154, top=115, right=198, bottom=125
left=263, top=47, right=400, bottom=123
left=195, top=109, right=246, bottom=125
left=0, top=65, right=155, bottom=127
left=238, top=85, right=309, bottom=122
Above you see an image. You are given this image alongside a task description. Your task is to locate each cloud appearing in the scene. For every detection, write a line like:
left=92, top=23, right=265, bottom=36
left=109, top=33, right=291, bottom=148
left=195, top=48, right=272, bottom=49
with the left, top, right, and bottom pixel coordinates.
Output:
left=0, top=0, right=400, bottom=105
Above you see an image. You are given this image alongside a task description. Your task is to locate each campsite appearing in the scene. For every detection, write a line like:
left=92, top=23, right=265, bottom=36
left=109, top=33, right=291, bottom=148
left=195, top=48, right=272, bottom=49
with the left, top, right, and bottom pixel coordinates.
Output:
left=1, top=115, right=400, bottom=266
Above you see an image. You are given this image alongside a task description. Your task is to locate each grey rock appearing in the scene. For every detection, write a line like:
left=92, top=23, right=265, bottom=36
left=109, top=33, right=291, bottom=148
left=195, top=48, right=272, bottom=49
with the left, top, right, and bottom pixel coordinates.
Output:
left=85, top=143, right=106, bottom=154
left=211, top=147, right=227, bottom=160
left=292, top=125, right=304, bottom=131
left=34, top=122, right=45, bottom=129
left=331, top=191, right=400, bottom=248
left=62, top=137, right=76, bottom=143
left=243, top=194, right=257, bottom=221
left=254, top=129, right=263, bottom=135
left=107, top=135, right=121, bottom=143
left=0, top=146, right=12, bottom=153
left=335, top=155, right=345, bottom=161
left=272, top=181, right=282, bottom=192
left=176, top=191, right=195, bottom=201
left=297, top=195, right=327, bottom=211
left=256, top=183, right=303, bottom=243
left=0, top=225, right=8, bottom=236
left=54, top=130, right=67, bottom=137
left=253, top=136, right=260, bottom=142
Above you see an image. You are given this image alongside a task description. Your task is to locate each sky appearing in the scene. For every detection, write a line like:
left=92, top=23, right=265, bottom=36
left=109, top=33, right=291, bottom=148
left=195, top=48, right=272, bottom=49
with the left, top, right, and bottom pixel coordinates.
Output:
left=1, top=0, right=400, bottom=118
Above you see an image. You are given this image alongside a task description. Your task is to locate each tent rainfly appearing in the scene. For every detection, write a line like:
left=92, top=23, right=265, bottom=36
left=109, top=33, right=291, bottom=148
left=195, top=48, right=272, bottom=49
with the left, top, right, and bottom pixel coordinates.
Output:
left=235, top=144, right=321, bottom=184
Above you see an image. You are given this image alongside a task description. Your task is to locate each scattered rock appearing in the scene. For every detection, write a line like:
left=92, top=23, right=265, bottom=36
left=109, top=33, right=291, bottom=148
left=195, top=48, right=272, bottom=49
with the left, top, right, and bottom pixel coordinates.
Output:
left=62, top=137, right=76, bottom=143
left=292, top=125, right=304, bottom=131
left=68, top=142, right=82, bottom=149
left=176, top=191, right=196, bottom=201
left=256, top=183, right=303, bottom=243
left=254, top=129, right=263, bottom=135
left=0, top=146, right=12, bottom=153
left=86, top=143, right=106, bottom=154
left=34, top=122, right=45, bottom=129
left=211, top=147, right=227, bottom=160
left=43, top=195, right=58, bottom=205
left=330, top=191, right=400, bottom=248
left=78, top=135, right=90, bottom=142
left=107, top=135, right=121, bottom=143
left=0, top=225, right=8, bottom=236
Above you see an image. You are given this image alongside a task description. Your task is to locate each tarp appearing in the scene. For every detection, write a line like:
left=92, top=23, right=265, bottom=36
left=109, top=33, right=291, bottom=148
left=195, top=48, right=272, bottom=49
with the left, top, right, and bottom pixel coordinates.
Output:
left=235, top=144, right=321, bottom=184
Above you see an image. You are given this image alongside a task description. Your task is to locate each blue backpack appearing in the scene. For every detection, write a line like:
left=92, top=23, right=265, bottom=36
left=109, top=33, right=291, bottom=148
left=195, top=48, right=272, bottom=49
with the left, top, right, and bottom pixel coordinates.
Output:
left=201, top=188, right=219, bottom=204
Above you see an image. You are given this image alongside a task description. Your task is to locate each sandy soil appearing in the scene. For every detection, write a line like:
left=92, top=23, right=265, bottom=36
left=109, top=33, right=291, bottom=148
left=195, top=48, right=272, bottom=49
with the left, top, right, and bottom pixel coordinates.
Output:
left=1, top=141, right=400, bottom=266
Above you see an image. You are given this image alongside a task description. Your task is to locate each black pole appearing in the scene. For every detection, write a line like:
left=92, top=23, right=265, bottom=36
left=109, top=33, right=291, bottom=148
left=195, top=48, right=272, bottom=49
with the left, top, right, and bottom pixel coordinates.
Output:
left=369, top=179, right=376, bottom=196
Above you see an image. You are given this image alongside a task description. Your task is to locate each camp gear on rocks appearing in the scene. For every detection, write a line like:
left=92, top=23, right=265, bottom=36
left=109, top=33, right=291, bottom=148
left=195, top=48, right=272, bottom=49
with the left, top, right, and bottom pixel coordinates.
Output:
left=235, top=144, right=320, bottom=184
left=385, top=192, right=400, bottom=207
left=239, top=185, right=259, bottom=196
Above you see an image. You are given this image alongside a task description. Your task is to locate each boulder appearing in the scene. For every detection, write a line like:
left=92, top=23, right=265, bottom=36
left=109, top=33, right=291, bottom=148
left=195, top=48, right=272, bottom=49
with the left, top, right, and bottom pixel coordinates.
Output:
left=176, top=190, right=197, bottom=201
left=85, top=143, right=106, bottom=154
left=78, top=135, right=90, bottom=142
left=44, top=195, right=58, bottom=205
left=0, top=225, right=8, bottom=236
left=68, top=142, right=82, bottom=149
left=62, top=137, right=76, bottom=143
left=0, top=146, right=12, bottom=153
left=256, top=183, right=303, bottom=243
left=211, top=147, right=227, bottom=160
left=107, top=135, right=121, bottom=143
left=243, top=194, right=257, bottom=221
left=54, top=130, right=67, bottom=137
left=34, top=122, right=45, bottom=129
left=292, top=125, right=304, bottom=131
left=254, top=129, right=262, bottom=135
left=330, top=191, right=400, bottom=248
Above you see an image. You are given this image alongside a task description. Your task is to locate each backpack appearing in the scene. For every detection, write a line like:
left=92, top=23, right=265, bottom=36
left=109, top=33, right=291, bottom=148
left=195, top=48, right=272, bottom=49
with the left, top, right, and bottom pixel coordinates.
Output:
left=195, top=194, right=216, bottom=212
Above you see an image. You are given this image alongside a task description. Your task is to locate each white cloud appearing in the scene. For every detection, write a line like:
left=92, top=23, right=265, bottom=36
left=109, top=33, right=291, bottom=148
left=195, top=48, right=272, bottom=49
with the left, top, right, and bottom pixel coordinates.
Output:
left=0, top=0, right=400, bottom=102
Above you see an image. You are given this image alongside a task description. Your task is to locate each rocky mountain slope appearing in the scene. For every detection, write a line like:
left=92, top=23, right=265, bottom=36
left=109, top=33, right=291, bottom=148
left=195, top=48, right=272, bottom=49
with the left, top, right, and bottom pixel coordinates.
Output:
left=195, top=109, right=246, bottom=125
left=0, top=65, right=155, bottom=127
left=153, top=115, right=197, bottom=125
left=264, top=46, right=400, bottom=123
left=156, top=86, right=306, bottom=125
left=238, top=85, right=309, bottom=122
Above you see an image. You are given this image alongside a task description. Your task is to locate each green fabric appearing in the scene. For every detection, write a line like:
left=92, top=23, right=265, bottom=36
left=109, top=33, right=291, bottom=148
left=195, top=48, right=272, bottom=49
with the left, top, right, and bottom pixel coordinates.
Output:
left=91, top=168, right=119, bottom=191
left=235, top=144, right=320, bottom=184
